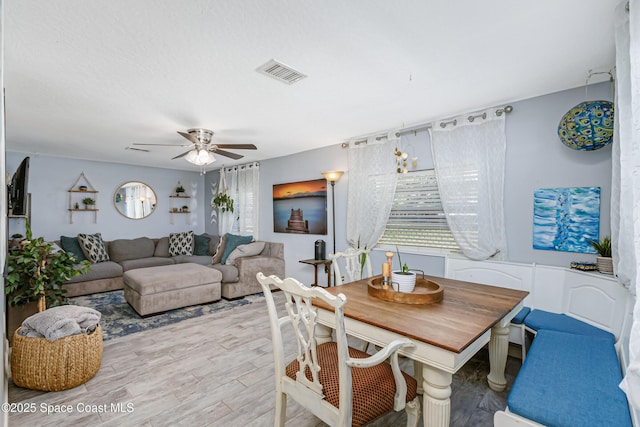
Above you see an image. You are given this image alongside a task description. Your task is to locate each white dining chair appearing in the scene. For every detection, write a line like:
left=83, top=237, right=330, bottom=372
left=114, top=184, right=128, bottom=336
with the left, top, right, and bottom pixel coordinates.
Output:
left=256, top=272, right=420, bottom=427
left=329, top=247, right=372, bottom=286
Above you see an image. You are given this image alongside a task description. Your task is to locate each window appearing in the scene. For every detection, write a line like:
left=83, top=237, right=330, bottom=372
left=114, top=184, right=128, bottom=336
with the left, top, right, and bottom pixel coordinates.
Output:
left=224, top=162, right=260, bottom=237
left=378, top=169, right=459, bottom=252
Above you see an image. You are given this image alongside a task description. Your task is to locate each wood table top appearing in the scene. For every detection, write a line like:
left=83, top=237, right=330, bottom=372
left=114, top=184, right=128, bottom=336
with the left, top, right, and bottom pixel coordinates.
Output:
left=312, top=274, right=529, bottom=353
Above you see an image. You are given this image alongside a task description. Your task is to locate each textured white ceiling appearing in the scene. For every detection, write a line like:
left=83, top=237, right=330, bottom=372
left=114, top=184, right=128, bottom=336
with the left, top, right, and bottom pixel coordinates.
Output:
left=4, top=0, right=616, bottom=172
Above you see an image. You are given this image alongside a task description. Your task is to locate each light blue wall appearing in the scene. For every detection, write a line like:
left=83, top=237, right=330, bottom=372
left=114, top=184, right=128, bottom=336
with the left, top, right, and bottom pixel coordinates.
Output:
left=249, top=82, right=613, bottom=284
left=9, top=82, right=613, bottom=286
left=5, top=154, right=206, bottom=241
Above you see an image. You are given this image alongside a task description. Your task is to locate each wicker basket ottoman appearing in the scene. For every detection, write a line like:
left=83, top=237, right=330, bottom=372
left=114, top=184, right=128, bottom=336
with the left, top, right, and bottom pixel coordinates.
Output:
left=11, top=324, right=103, bottom=391
left=123, top=263, right=222, bottom=316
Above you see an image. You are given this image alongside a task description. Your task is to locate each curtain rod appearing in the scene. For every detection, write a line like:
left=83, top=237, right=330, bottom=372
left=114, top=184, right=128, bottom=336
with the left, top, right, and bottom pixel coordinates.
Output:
left=341, top=105, right=513, bottom=148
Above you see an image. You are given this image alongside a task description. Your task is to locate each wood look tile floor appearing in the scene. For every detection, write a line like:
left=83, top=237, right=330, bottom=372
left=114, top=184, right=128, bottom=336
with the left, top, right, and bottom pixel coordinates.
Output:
left=7, top=292, right=521, bottom=427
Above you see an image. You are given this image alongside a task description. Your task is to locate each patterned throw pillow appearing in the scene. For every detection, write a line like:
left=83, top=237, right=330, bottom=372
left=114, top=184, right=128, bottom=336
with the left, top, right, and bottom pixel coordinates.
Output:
left=77, top=233, right=110, bottom=263
left=169, top=231, right=194, bottom=256
left=211, top=234, right=226, bottom=265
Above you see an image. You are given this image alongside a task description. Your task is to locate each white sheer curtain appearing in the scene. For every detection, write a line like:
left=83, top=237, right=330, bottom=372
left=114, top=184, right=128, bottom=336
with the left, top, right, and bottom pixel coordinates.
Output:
left=615, top=0, right=640, bottom=408
left=218, top=162, right=260, bottom=237
left=430, top=108, right=508, bottom=260
left=346, top=132, right=398, bottom=251
left=216, top=169, right=234, bottom=236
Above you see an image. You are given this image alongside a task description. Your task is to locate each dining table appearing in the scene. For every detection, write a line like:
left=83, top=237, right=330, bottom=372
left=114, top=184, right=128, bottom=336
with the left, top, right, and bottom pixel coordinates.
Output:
left=311, top=274, right=529, bottom=427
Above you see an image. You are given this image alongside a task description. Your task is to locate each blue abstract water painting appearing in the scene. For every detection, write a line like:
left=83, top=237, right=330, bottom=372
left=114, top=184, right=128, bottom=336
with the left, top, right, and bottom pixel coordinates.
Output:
left=533, top=187, right=600, bottom=253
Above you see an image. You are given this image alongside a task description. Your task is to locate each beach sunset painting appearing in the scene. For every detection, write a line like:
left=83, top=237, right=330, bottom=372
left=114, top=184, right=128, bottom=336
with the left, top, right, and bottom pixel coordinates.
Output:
left=273, top=179, right=327, bottom=234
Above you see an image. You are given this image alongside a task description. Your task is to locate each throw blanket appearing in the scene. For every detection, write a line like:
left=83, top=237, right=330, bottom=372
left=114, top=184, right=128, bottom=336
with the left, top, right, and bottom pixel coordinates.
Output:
left=18, top=305, right=101, bottom=342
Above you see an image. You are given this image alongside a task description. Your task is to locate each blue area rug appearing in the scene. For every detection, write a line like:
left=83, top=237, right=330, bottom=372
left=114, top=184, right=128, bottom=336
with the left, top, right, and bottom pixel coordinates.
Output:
left=70, top=291, right=257, bottom=341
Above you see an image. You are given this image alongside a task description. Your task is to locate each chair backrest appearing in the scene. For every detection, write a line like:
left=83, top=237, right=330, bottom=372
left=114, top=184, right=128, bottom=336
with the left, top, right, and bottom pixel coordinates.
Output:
left=256, top=272, right=353, bottom=424
left=329, top=247, right=372, bottom=286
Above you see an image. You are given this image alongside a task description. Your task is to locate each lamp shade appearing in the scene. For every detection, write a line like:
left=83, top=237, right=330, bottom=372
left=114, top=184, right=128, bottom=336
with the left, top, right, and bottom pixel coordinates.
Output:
left=321, top=170, right=344, bottom=183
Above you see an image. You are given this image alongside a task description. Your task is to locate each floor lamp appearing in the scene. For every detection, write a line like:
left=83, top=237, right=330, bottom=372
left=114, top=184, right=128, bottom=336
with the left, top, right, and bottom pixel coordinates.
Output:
left=321, top=170, right=344, bottom=256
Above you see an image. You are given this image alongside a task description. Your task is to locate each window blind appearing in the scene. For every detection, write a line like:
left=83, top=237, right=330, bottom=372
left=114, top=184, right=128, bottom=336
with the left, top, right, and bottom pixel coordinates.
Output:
left=379, top=169, right=459, bottom=250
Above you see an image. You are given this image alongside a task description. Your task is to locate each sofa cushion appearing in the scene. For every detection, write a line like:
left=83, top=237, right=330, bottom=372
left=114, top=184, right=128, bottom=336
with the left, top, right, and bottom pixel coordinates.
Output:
left=211, top=234, right=226, bottom=264
left=77, top=233, right=110, bottom=263
left=207, top=234, right=221, bottom=256
left=119, top=257, right=175, bottom=272
left=109, top=237, right=155, bottom=263
left=60, top=235, right=87, bottom=262
left=194, top=234, right=211, bottom=256
left=525, top=309, right=615, bottom=340
left=221, top=233, right=253, bottom=264
left=511, top=306, right=531, bottom=325
left=154, top=237, right=170, bottom=257
left=211, top=263, right=239, bottom=283
left=225, top=241, right=266, bottom=266
left=172, top=255, right=213, bottom=266
left=169, top=231, right=194, bottom=256
left=508, top=329, right=631, bottom=427
left=64, top=261, right=123, bottom=284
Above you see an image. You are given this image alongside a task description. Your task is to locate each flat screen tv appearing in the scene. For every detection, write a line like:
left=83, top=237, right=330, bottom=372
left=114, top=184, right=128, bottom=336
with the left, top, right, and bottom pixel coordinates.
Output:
left=8, top=156, right=29, bottom=216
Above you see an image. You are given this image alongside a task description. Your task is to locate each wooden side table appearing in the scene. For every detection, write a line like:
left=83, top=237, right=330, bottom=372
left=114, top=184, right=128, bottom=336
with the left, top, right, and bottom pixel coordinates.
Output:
left=299, top=259, right=332, bottom=287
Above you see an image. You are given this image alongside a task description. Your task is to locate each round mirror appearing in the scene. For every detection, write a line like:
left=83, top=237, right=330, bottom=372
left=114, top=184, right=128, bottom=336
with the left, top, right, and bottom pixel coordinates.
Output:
left=114, top=181, right=157, bottom=219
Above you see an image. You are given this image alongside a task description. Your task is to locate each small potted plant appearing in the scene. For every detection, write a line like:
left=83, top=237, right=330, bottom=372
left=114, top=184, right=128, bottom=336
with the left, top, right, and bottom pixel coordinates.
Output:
left=181, top=205, right=189, bottom=212
left=175, top=182, right=185, bottom=196
left=589, top=236, right=613, bottom=274
left=82, top=197, right=95, bottom=209
left=212, top=192, right=234, bottom=214
left=391, top=246, right=417, bottom=293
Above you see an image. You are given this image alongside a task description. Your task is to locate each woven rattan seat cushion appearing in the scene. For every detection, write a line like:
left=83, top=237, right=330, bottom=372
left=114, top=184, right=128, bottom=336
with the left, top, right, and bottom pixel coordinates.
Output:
left=286, top=342, right=417, bottom=427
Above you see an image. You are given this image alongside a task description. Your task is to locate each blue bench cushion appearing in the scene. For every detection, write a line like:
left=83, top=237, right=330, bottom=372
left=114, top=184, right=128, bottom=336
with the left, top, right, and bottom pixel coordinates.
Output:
left=524, top=309, right=615, bottom=341
left=511, top=306, right=531, bottom=325
left=508, top=329, right=631, bottom=427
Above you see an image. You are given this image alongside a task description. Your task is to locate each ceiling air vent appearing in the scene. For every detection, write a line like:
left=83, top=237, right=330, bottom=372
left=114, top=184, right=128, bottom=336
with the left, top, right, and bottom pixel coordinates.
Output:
left=256, top=59, right=307, bottom=85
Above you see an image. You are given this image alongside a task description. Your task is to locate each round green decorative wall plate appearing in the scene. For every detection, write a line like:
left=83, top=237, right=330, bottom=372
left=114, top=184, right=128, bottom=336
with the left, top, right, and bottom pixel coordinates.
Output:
left=557, top=100, right=614, bottom=151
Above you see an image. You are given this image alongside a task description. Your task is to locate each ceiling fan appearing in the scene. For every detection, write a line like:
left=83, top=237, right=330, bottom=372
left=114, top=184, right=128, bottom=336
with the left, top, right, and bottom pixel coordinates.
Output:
left=133, top=128, right=257, bottom=165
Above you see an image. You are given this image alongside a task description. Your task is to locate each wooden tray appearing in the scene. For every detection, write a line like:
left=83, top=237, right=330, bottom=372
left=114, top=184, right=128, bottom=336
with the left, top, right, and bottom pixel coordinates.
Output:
left=367, top=276, right=443, bottom=305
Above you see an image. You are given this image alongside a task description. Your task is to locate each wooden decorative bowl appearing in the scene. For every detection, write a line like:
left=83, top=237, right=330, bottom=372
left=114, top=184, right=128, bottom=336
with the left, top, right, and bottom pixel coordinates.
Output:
left=367, top=276, right=444, bottom=305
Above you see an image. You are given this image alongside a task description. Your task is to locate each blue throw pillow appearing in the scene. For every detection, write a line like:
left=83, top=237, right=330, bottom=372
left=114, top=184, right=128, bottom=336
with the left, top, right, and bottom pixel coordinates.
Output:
left=194, top=234, right=211, bottom=256
left=60, top=235, right=87, bottom=262
left=221, top=233, right=253, bottom=264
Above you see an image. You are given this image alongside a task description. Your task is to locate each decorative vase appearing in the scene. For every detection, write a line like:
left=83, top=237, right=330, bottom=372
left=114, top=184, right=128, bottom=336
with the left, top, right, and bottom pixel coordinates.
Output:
left=391, top=271, right=417, bottom=293
left=596, top=256, right=613, bottom=275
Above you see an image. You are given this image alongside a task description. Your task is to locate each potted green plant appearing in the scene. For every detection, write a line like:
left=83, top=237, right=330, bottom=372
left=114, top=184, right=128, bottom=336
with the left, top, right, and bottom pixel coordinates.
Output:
left=212, top=192, right=234, bottom=214
left=391, top=245, right=416, bottom=293
left=175, top=182, right=185, bottom=196
left=82, top=197, right=95, bottom=209
left=181, top=205, right=189, bottom=212
left=5, top=220, right=91, bottom=337
left=589, top=236, right=613, bottom=274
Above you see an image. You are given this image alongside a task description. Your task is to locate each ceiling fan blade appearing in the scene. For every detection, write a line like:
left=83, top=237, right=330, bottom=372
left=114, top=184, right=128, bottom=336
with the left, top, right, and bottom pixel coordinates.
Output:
left=177, top=131, right=200, bottom=145
left=211, top=148, right=244, bottom=160
left=126, top=146, right=150, bottom=152
left=214, top=144, right=257, bottom=150
left=132, top=143, right=190, bottom=147
left=172, top=150, right=193, bottom=160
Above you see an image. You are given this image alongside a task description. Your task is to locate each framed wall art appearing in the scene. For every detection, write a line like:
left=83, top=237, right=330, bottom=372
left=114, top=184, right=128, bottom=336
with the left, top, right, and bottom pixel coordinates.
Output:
left=532, top=186, right=600, bottom=253
left=273, top=179, right=327, bottom=234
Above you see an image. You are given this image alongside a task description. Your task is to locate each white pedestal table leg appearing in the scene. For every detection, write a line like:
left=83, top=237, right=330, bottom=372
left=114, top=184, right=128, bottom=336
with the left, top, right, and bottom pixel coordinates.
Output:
left=421, top=363, right=452, bottom=427
left=487, top=324, right=509, bottom=391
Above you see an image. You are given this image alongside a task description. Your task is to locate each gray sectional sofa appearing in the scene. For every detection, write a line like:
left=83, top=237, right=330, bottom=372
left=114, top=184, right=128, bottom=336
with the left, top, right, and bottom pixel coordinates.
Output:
left=60, top=234, right=285, bottom=300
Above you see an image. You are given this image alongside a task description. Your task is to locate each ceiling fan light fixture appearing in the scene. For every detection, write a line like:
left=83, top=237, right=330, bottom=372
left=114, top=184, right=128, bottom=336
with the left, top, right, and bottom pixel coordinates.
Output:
left=185, top=149, right=216, bottom=166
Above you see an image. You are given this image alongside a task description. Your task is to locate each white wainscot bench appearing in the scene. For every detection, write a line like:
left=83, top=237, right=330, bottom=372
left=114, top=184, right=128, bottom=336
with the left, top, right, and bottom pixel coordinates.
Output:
left=445, top=254, right=637, bottom=427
